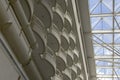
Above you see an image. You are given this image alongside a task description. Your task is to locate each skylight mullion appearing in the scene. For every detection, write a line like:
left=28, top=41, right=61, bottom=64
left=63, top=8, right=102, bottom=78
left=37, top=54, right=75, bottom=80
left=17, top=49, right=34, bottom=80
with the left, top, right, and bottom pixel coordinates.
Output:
left=92, top=30, right=120, bottom=34
left=114, top=17, right=120, bottom=29
left=97, top=74, right=120, bottom=78
left=94, top=44, right=120, bottom=47
left=95, top=56, right=120, bottom=59
left=96, top=66, right=120, bottom=69
left=113, top=69, right=120, bottom=80
left=91, top=13, right=120, bottom=17
left=93, top=35, right=120, bottom=55
left=112, top=0, right=115, bottom=79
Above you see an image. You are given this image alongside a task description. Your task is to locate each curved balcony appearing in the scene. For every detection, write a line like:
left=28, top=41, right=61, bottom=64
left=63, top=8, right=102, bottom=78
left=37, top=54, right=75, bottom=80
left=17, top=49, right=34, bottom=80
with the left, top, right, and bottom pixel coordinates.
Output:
left=76, top=63, right=82, bottom=73
left=56, top=50, right=67, bottom=71
left=61, top=31, right=70, bottom=50
left=56, top=0, right=68, bottom=13
left=64, top=12, right=72, bottom=33
left=64, top=18, right=72, bottom=33
left=62, top=73, right=71, bottom=80
left=69, top=37, right=76, bottom=50
left=66, top=54, right=73, bottom=67
left=66, top=0, right=74, bottom=18
left=47, top=24, right=61, bottom=52
left=62, top=68, right=71, bottom=80
left=76, top=66, right=81, bottom=75
left=71, top=69, right=77, bottom=80
left=73, top=53, right=79, bottom=64
left=34, top=1, right=53, bottom=28
left=34, top=32, right=45, bottom=53
left=47, top=33, right=60, bottom=52
left=56, top=56, right=66, bottom=72
left=53, top=5, right=64, bottom=31
left=33, top=56, right=55, bottom=80
left=71, top=65, right=78, bottom=75
left=32, top=17, right=47, bottom=53
left=73, top=48, right=80, bottom=58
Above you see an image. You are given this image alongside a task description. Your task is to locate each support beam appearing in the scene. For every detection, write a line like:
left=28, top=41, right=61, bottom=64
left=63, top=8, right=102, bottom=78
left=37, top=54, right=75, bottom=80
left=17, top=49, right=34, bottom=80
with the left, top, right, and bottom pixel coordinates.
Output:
left=97, top=75, right=120, bottom=78
left=96, top=66, right=120, bottom=68
left=95, top=56, right=120, bottom=59
left=90, top=13, right=120, bottom=17
left=92, top=30, right=120, bottom=34
left=93, top=44, right=120, bottom=47
left=95, top=59, right=120, bottom=64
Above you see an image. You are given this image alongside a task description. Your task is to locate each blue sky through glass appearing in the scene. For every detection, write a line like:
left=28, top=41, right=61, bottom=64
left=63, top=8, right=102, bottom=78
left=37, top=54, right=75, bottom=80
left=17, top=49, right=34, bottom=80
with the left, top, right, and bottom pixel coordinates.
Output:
left=88, top=0, right=120, bottom=80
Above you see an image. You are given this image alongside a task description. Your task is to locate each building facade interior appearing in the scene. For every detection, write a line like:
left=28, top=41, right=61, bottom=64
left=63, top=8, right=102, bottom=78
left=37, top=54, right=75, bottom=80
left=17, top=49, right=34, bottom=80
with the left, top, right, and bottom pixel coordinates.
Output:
left=0, top=0, right=120, bottom=80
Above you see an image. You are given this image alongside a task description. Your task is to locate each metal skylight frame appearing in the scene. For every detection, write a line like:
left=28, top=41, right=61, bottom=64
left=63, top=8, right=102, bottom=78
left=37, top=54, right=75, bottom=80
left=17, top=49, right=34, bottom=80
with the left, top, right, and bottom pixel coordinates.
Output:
left=89, top=0, right=120, bottom=80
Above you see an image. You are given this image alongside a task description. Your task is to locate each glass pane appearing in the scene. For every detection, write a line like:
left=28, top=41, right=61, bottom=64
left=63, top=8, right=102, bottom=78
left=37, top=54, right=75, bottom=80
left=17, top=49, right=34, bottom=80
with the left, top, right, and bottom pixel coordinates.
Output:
left=91, top=17, right=113, bottom=30
left=96, top=68, right=112, bottom=75
left=94, top=46, right=104, bottom=56
left=102, top=34, right=113, bottom=43
left=115, top=0, right=120, bottom=13
left=88, top=0, right=120, bottom=79
left=96, top=60, right=112, bottom=66
left=114, top=34, right=120, bottom=43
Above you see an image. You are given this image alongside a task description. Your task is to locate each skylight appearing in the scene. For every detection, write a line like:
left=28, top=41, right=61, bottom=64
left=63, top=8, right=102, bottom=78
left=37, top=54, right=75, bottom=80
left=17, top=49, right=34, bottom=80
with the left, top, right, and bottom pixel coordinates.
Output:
left=89, top=0, right=120, bottom=80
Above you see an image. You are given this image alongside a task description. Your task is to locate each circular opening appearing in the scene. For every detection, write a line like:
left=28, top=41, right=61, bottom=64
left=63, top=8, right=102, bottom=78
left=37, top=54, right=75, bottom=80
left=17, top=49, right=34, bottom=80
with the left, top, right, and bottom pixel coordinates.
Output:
left=53, top=12, right=64, bottom=31
left=69, top=37, right=75, bottom=50
left=34, top=32, right=45, bottom=54
left=64, top=18, right=72, bottom=33
left=56, top=56, right=66, bottom=71
left=61, top=35, right=69, bottom=50
left=34, top=2, right=52, bottom=28
left=66, top=54, right=73, bottom=67
left=47, top=33, right=60, bottom=52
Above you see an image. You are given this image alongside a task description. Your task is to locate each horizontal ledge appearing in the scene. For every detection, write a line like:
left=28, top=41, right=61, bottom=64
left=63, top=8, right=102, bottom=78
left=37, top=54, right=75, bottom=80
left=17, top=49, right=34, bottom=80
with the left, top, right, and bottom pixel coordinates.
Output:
left=90, top=13, right=120, bottom=17
left=92, top=30, right=120, bottom=34
left=96, top=66, right=120, bottom=68
left=97, top=75, right=120, bottom=78
left=93, top=43, right=120, bottom=46
left=95, top=56, right=120, bottom=59
left=95, top=59, right=120, bottom=64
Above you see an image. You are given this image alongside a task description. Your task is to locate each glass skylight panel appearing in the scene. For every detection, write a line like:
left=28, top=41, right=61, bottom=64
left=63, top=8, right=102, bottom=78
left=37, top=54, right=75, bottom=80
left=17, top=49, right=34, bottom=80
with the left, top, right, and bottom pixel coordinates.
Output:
left=96, top=60, right=112, bottom=66
left=114, top=34, right=120, bottom=43
left=91, top=17, right=113, bottom=30
left=115, top=0, right=120, bottom=12
left=89, top=0, right=113, bottom=14
left=94, top=46, right=113, bottom=56
left=96, top=68, right=112, bottom=75
left=89, top=0, right=120, bottom=79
